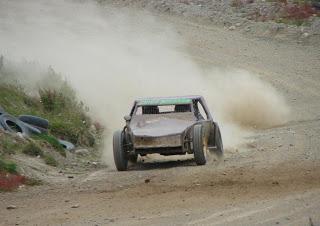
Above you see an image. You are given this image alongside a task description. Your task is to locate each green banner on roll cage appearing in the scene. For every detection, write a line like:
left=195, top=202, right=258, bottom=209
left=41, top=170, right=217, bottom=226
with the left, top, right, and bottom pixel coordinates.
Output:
left=138, top=98, right=192, bottom=106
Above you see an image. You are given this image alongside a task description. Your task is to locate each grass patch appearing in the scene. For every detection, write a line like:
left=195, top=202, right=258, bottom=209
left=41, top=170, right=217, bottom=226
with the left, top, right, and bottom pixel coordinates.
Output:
left=22, top=143, right=43, bottom=157
left=0, top=137, right=18, bottom=155
left=0, top=157, right=17, bottom=174
left=276, top=17, right=306, bottom=26
left=33, top=134, right=66, bottom=157
left=43, top=154, right=58, bottom=167
left=0, top=157, right=24, bottom=191
left=24, top=177, right=42, bottom=186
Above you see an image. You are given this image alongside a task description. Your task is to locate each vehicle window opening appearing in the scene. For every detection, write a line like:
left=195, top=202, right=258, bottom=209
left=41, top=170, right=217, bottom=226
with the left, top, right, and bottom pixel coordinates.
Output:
left=140, top=106, right=158, bottom=114
left=174, top=104, right=191, bottom=112
left=135, top=104, right=192, bottom=115
left=193, top=101, right=208, bottom=120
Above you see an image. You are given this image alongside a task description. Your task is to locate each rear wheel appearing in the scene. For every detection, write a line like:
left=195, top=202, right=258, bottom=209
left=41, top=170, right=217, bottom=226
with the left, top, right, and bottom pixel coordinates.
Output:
left=193, top=124, right=206, bottom=165
left=113, top=130, right=128, bottom=171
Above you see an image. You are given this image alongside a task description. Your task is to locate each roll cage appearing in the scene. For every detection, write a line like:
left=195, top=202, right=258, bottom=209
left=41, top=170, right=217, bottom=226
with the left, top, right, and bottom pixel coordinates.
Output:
left=129, top=96, right=213, bottom=121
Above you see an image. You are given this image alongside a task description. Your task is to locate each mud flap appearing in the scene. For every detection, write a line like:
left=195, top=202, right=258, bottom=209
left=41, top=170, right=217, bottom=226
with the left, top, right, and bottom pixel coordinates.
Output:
left=208, top=122, right=223, bottom=157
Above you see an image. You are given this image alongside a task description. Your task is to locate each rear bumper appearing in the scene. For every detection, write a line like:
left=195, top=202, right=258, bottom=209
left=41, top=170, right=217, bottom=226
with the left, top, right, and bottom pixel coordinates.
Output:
left=133, top=134, right=182, bottom=149
left=135, top=146, right=185, bottom=155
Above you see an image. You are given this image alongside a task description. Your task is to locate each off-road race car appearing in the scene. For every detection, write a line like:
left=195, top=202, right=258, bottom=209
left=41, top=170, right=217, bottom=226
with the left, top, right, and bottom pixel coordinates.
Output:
left=113, top=95, right=223, bottom=171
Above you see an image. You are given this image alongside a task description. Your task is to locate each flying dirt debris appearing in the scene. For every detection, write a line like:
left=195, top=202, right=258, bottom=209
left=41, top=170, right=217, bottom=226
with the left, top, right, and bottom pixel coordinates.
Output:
left=113, top=95, right=223, bottom=171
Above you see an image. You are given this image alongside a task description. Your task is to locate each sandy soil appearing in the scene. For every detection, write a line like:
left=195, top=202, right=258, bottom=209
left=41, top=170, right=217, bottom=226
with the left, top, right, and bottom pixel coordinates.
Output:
left=1, top=5, right=320, bottom=226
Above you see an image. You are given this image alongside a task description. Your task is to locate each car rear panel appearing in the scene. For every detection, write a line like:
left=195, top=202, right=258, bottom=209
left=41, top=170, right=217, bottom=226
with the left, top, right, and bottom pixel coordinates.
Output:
left=130, top=112, right=196, bottom=150
left=130, top=113, right=196, bottom=137
left=134, top=134, right=181, bottom=149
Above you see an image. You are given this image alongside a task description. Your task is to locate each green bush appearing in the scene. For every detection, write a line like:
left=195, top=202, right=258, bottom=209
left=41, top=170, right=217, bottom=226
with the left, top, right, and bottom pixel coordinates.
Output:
left=22, top=143, right=43, bottom=157
left=39, top=89, right=67, bottom=112
left=44, top=154, right=58, bottom=167
left=0, top=158, right=17, bottom=173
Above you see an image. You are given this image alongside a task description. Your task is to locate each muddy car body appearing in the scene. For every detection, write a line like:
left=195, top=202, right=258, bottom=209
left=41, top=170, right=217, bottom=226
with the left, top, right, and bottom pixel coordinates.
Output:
left=113, top=95, right=223, bottom=171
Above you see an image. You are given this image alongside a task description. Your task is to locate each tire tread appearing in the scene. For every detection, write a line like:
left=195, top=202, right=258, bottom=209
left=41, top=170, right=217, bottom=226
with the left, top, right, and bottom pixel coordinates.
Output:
left=193, top=124, right=206, bottom=165
left=113, top=130, right=128, bottom=171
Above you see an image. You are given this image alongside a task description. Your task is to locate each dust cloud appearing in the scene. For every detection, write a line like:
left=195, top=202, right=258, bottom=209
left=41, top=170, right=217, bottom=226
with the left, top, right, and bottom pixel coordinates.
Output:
left=0, top=0, right=289, bottom=166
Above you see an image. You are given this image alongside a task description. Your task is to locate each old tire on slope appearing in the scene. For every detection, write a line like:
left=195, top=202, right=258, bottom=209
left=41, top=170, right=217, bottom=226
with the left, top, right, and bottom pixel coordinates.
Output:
left=30, top=125, right=48, bottom=134
left=113, top=130, right=128, bottom=171
left=58, top=139, right=75, bottom=151
left=0, top=114, right=41, bottom=136
left=18, top=115, right=49, bottom=129
left=193, top=124, right=206, bottom=165
left=215, top=124, right=224, bottom=156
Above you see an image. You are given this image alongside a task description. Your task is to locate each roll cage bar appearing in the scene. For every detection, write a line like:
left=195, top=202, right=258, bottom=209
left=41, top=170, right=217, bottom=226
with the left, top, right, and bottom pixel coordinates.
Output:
left=128, top=96, right=213, bottom=120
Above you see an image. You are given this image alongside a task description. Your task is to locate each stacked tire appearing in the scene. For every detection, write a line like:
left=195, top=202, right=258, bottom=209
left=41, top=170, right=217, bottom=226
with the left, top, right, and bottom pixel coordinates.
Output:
left=0, top=106, right=75, bottom=151
left=0, top=106, right=48, bottom=137
left=18, top=115, right=49, bottom=134
left=0, top=114, right=41, bottom=136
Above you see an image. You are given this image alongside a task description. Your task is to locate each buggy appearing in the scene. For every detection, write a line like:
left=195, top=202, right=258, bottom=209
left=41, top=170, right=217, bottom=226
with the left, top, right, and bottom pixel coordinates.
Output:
left=113, top=95, right=223, bottom=171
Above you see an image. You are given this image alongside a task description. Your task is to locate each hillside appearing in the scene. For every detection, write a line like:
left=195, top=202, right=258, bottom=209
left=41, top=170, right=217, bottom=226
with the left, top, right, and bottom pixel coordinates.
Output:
left=0, top=57, right=103, bottom=191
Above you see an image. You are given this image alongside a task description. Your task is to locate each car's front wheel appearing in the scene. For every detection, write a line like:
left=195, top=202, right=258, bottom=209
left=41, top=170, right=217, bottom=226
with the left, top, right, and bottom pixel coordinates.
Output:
left=193, top=124, right=206, bottom=165
left=113, top=130, right=128, bottom=171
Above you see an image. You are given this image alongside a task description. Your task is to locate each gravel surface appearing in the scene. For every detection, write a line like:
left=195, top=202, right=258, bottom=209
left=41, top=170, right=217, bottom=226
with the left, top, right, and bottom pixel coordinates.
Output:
left=105, top=0, right=320, bottom=44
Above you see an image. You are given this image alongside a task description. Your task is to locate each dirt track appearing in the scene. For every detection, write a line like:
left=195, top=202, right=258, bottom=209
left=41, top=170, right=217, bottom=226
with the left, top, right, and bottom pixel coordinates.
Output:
left=1, top=5, right=320, bottom=226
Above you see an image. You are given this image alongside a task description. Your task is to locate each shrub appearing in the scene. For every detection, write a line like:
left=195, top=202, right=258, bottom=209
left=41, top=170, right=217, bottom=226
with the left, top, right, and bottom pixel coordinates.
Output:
left=39, top=89, right=67, bottom=112
left=0, top=173, right=25, bottom=191
left=23, top=95, right=39, bottom=108
left=283, top=3, right=317, bottom=20
left=22, top=143, right=43, bottom=157
left=44, top=154, right=58, bottom=167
